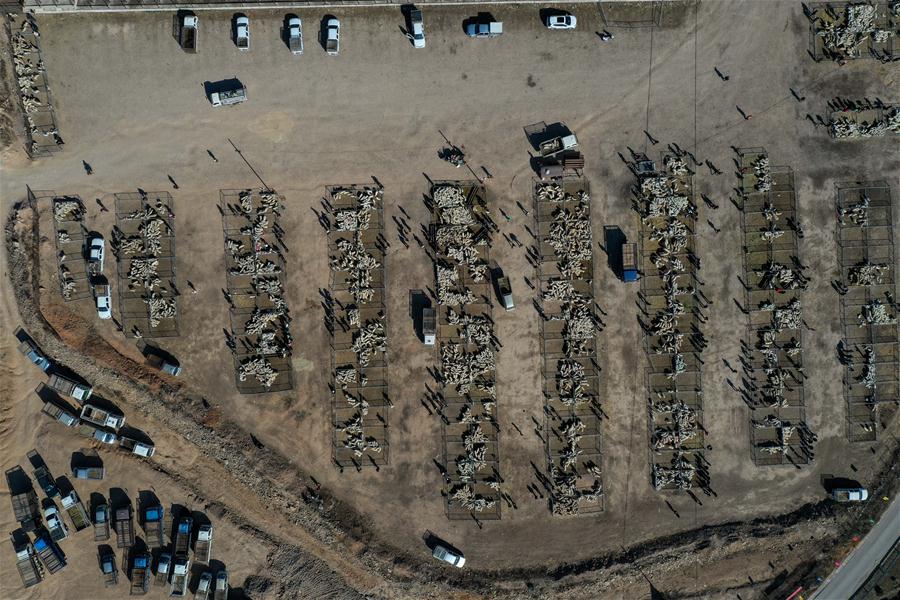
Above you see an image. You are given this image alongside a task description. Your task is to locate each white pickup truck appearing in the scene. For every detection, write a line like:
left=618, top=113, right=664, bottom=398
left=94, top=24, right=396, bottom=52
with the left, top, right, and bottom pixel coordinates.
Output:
left=325, top=18, right=340, bottom=55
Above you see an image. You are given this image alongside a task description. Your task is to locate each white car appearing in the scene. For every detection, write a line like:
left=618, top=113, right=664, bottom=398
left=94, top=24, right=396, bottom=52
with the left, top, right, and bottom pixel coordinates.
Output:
left=545, top=14, right=577, bottom=29
left=432, top=544, right=465, bottom=568
left=96, top=288, right=111, bottom=319
left=44, top=505, right=69, bottom=541
left=88, top=235, right=105, bottom=273
left=325, top=18, right=340, bottom=55
left=410, top=9, right=425, bottom=48
left=235, top=15, right=250, bottom=50
left=287, top=17, right=303, bottom=55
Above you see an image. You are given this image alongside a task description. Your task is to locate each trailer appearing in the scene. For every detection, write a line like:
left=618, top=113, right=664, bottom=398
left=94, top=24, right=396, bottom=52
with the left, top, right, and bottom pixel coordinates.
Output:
left=174, top=517, right=193, bottom=555
left=120, top=436, right=156, bottom=457
left=142, top=504, right=165, bottom=548
left=130, top=552, right=151, bottom=595
left=46, top=373, right=92, bottom=403
left=8, top=481, right=40, bottom=531
left=60, top=490, right=90, bottom=531
left=99, top=548, right=118, bottom=587
left=179, top=15, right=198, bottom=53
left=214, top=570, right=228, bottom=600
left=155, top=552, right=172, bottom=586
left=80, top=403, right=125, bottom=430
left=170, top=554, right=191, bottom=597
left=93, top=503, right=111, bottom=541
left=194, top=524, right=212, bottom=564
left=115, top=506, right=135, bottom=548
left=40, top=400, right=79, bottom=427
left=18, top=339, right=51, bottom=371
left=621, top=242, right=640, bottom=282
left=33, top=534, right=66, bottom=574
left=12, top=535, right=43, bottom=588
left=194, top=571, right=212, bottom=600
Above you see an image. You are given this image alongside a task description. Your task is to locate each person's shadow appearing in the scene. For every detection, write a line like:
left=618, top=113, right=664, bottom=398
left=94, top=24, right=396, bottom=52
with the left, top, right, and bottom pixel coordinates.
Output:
left=82, top=160, right=93, bottom=175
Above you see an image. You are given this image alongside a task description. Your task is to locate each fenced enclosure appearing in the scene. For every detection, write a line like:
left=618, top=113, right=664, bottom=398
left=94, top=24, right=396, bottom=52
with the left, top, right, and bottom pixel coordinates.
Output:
left=428, top=180, right=502, bottom=521
left=49, top=194, right=90, bottom=301
left=113, top=192, right=179, bottom=338
left=736, top=149, right=814, bottom=467
left=326, top=185, right=390, bottom=469
left=808, top=2, right=898, bottom=62
left=220, top=189, right=294, bottom=394
left=532, top=177, right=604, bottom=516
left=835, top=181, right=898, bottom=442
left=632, top=151, right=709, bottom=492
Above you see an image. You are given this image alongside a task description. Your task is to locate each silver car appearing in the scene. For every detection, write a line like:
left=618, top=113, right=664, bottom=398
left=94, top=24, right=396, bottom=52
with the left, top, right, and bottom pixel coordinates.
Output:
left=432, top=545, right=465, bottom=568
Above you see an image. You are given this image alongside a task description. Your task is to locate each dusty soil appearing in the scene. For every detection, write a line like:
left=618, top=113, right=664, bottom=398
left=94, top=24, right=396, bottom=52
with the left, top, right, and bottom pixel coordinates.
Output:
left=1, top=2, right=899, bottom=599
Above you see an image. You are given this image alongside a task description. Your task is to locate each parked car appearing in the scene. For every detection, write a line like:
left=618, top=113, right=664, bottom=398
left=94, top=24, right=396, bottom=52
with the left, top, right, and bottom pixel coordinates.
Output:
left=88, top=235, right=105, bottom=274
left=325, top=18, right=340, bottom=55
left=432, top=544, right=465, bottom=568
left=95, top=285, right=112, bottom=320
left=832, top=487, right=869, bottom=502
left=409, top=9, right=425, bottom=48
left=235, top=15, right=250, bottom=50
left=545, top=13, right=577, bottom=29
left=287, top=16, right=303, bottom=54
left=465, top=16, right=503, bottom=38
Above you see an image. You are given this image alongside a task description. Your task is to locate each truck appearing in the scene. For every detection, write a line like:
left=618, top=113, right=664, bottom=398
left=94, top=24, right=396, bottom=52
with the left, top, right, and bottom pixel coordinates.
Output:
left=41, top=400, right=79, bottom=427
left=80, top=403, right=125, bottom=430
left=146, top=352, right=182, bottom=376
left=325, top=18, right=340, bottom=55
left=33, top=534, right=66, bottom=574
left=99, top=548, right=118, bottom=587
left=120, top=436, right=156, bottom=457
left=47, top=373, right=92, bottom=403
left=621, top=242, right=640, bottom=282
left=12, top=535, right=43, bottom=587
left=44, top=504, right=69, bottom=542
left=409, top=9, right=425, bottom=48
left=465, top=17, right=503, bottom=38
left=422, top=308, right=436, bottom=346
left=287, top=16, right=303, bottom=54
left=210, top=87, right=246, bottom=107
left=214, top=570, right=229, bottom=600
left=494, top=274, right=514, bottom=311
left=93, top=503, right=111, bottom=541
left=235, top=15, right=250, bottom=50
left=61, top=490, right=90, bottom=531
left=18, top=338, right=51, bottom=371
left=115, top=506, right=135, bottom=548
left=194, top=571, right=212, bottom=600
left=179, top=15, right=198, bottom=53
left=539, top=134, right=578, bottom=157
left=9, top=482, right=40, bottom=530
left=155, top=552, right=172, bottom=586
left=143, top=504, right=165, bottom=548
left=195, top=524, right=213, bottom=563
left=78, top=422, right=117, bottom=444
left=170, top=555, right=191, bottom=597
left=28, top=452, right=59, bottom=497
left=72, top=465, right=105, bottom=480
left=174, top=517, right=193, bottom=555
left=130, top=552, right=151, bottom=595
left=832, top=487, right=869, bottom=502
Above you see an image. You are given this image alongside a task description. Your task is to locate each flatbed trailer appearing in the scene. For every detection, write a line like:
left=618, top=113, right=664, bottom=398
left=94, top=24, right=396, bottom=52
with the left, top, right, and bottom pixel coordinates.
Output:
left=93, top=503, right=111, bottom=541
left=130, top=553, right=151, bottom=595
left=142, top=504, right=165, bottom=548
left=12, top=536, right=43, bottom=587
left=33, top=535, right=65, bottom=574
left=115, top=506, right=135, bottom=548
left=60, top=491, right=90, bottom=531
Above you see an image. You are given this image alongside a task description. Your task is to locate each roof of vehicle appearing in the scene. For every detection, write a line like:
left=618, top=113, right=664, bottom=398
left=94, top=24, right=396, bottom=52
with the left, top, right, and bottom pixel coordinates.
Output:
left=236, top=16, right=249, bottom=25
left=288, top=17, right=300, bottom=26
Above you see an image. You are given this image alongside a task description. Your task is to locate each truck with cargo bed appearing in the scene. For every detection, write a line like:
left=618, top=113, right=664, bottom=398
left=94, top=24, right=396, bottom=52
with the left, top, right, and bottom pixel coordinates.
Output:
left=99, top=548, right=118, bottom=587
left=28, top=451, right=59, bottom=497
left=72, top=465, right=105, bottom=480
left=78, top=422, right=117, bottom=444
left=195, top=524, right=213, bottom=563
left=115, top=506, right=135, bottom=548
left=44, top=504, right=69, bottom=542
left=46, top=373, right=92, bottom=403
left=170, top=554, right=191, bottom=597
left=41, top=400, right=79, bottom=427
left=210, top=87, right=246, bottom=107
left=422, top=308, right=436, bottom=346
left=494, top=274, right=514, bottom=311
left=146, top=352, right=181, bottom=376
left=235, top=15, right=250, bottom=50
left=621, top=242, right=640, bottom=282
left=8, top=476, right=40, bottom=531
left=80, top=403, right=124, bottom=430
left=832, top=487, right=869, bottom=502
left=18, top=339, right=51, bottom=371
left=130, top=552, right=151, bottom=595
left=287, top=16, right=303, bottom=54
left=93, top=503, right=110, bottom=541
left=179, top=15, right=198, bottom=53
left=214, top=570, right=228, bottom=600
left=156, top=551, right=172, bottom=586
left=120, top=436, right=156, bottom=457
left=325, top=18, right=340, bottom=55
left=33, top=534, right=65, bottom=574
left=174, top=517, right=193, bottom=555
left=61, top=490, right=90, bottom=531
left=12, top=535, right=43, bottom=587
left=142, top=504, right=164, bottom=548
left=194, top=571, right=212, bottom=600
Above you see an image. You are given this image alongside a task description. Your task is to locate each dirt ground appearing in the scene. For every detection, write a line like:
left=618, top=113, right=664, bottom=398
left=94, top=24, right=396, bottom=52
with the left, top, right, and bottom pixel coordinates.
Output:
left=1, top=2, right=899, bottom=599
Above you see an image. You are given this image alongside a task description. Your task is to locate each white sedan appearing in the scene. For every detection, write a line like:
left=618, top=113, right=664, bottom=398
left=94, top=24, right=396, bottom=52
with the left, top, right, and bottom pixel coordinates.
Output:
left=96, top=289, right=112, bottom=319
left=432, top=544, right=465, bottom=568
left=545, top=14, right=577, bottom=29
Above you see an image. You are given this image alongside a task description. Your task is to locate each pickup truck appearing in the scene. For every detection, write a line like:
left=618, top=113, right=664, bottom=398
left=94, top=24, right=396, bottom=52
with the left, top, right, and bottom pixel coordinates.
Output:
left=235, top=15, right=250, bottom=50
left=87, top=234, right=105, bottom=275
left=120, top=436, right=156, bottom=457
left=539, top=134, right=578, bottom=157
left=466, top=18, right=503, bottom=38
left=194, top=571, right=212, bottom=600
left=80, top=403, right=124, bottom=430
left=61, top=490, right=90, bottom=531
left=179, top=15, right=198, bottom=53
left=72, top=465, right=105, bottom=480
left=493, top=272, right=514, bottom=311
left=99, top=548, right=118, bottom=587
left=94, top=282, right=112, bottom=320
left=287, top=17, right=303, bottom=54
left=409, top=9, right=425, bottom=48
left=18, top=339, right=51, bottom=371
left=214, top=571, right=229, bottom=600
left=146, top=352, right=181, bottom=376
left=170, top=555, right=191, bottom=597
left=210, top=87, right=247, bottom=107
left=195, top=524, right=212, bottom=563
left=422, top=307, right=436, bottom=346
left=93, top=503, right=111, bottom=541
left=78, top=422, right=117, bottom=444
left=29, top=451, right=59, bottom=497
left=156, top=551, right=172, bottom=586
left=34, top=534, right=66, bottom=574
left=832, top=487, right=869, bottom=502
left=44, top=504, right=69, bottom=542
left=325, top=18, right=340, bottom=55
left=47, top=373, right=92, bottom=403
left=41, top=400, right=79, bottom=427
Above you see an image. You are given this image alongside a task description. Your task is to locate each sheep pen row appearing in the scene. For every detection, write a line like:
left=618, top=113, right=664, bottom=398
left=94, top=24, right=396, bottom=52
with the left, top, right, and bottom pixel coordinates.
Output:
left=326, top=185, right=390, bottom=470
left=49, top=194, right=90, bottom=301
left=221, top=189, right=294, bottom=394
